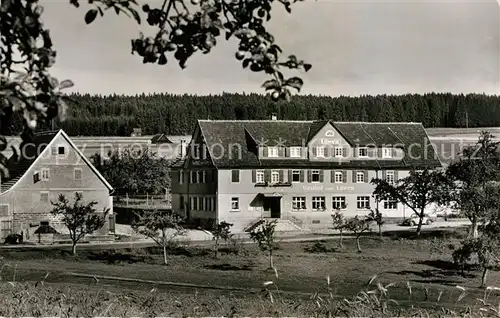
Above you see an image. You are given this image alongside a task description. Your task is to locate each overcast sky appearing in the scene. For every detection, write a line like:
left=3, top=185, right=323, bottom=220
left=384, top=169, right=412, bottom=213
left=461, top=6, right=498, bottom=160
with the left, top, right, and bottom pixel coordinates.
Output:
left=42, top=0, right=500, bottom=96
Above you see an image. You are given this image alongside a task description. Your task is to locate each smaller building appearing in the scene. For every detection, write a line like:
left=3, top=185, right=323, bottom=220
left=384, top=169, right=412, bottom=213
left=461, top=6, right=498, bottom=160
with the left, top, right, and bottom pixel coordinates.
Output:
left=151, top=134, right=191, bottom=160
left=0, top=130, right=115, bottom=241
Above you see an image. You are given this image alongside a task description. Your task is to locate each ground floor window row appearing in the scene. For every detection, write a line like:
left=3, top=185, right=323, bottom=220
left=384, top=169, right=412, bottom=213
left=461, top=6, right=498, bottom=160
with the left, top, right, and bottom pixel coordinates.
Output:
left=291, top=196, right=398, bottom=211
left=180, top=196, right=217, bottom=212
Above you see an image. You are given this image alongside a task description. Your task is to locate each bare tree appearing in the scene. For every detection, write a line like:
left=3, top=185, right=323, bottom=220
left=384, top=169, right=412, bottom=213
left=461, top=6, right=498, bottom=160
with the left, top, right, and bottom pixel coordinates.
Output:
left=50, top=192, right=109, bottom=255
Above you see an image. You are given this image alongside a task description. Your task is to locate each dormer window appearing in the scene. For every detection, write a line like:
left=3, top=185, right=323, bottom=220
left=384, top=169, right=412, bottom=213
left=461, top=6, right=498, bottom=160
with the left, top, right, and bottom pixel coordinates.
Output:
left=289, top=147, right=301, bottom=158
left=334, top=147, right=344, bottom=158
left=358, top=147, right=368, bottom=157
left=268, top=147, right=278, bottom=157
left=316, top=146, right=325, bottom=157
left=193, top=144, right=200, bottom=158
left=382, top=147, right=393, bottom=158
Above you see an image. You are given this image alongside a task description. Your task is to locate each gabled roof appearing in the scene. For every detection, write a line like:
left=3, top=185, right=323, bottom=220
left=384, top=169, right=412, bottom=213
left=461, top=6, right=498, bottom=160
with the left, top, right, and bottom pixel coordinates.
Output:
left=189, top=120, right=442, bottom=170
left=151, top=134, right=192, bottom=144
left=1, top=130, right=113, bottom=193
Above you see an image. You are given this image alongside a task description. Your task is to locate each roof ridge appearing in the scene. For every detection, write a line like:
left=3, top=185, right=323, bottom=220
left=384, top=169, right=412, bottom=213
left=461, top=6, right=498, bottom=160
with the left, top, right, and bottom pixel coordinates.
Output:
left=198, top=119, right=423, bottom=125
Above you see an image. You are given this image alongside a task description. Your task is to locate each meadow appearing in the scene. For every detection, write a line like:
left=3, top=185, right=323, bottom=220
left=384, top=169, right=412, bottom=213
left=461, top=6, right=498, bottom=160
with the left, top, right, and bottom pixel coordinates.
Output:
left=1, top=227, right=499, bottom=316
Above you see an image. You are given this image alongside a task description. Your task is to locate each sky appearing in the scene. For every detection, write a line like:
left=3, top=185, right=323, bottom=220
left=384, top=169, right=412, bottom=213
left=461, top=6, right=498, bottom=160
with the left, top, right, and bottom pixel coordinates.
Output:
left=42, top=0, right=500, bottom=97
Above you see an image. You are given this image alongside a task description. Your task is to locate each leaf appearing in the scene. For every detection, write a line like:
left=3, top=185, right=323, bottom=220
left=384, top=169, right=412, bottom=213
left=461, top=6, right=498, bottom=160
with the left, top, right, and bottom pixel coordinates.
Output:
left=262, top=79, right=280, bottom=91
left=98, top=6, right=104, bottom=16
left=285, top=76, right=304, bottom=91
left=129, top=8, right=141, bottom=24
left=59, top=79, right=74, bottom=90
left=276, top=71, right=284, bottom=83
left=285, top=3, right=291, bottom=13
left=303, top=63, right=312, bottom=72
left=84, top=9, right=98, bottom=24
left=288, top=55, right=298, bottom=63
left=242, top=58, right=251, bottom=69
left=114, top=6, right=120, bottom=15
left=225, top=31, right=232, bottom=40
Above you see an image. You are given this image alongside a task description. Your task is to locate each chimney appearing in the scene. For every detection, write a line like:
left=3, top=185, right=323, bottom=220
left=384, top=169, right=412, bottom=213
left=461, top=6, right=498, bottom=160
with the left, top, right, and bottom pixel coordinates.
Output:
left=271, top=113, right=277, bottom=121
left=180, top=140, right=187, bottom=158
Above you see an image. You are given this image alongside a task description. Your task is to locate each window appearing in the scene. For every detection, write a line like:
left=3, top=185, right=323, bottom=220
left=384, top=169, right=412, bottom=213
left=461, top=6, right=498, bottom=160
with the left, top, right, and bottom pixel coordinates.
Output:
left=205, top=197, right=210, bottom=211
left=179, top=170, right=184, bottom=184
left=231, top=170, right=240, bottom=183
left=292, top=197, right=306, bottom=210
left=268, top=147, right=278, bottom=157
left=231, top=197, right=239, bottom=210
left=256, top=170, right=264, bottom=183
left=41, top=168, right=50, bottom=181
left=271, top=170, right=280, bottom=183
left=203, top=146, right=209, bottom=159
left=197, top=170, right=204, bottom=183
left=292, top=170, right=301, bottom=182
left=290, top=147, right=301, bottom=157
left=33, top=171, right=40, bottom=183
left=180, top=196, right=185, bottom=210
left=334, top=147, right=344, bottom=158
left=58, top=146, right=65, bottom=155
left=332, top=196, right=346, bottom=210
left=190, top=171, right=197, bottom=184
left=192, top=197, right=198, bottom=211
left=386, top=171, right=395, bottom=184
left=199, top=197, right=204, bottom=211
left=193, top=144, right=200, bottom=158
left=383, top=147, right=393, bottom=158
left=312, top=196, right=326, bottom=211
left=40, top=192, right=49, bottom=203
left=316, top=146, right=325, bottom=157
left=334, top=171, right=343, bottom=183
left=0, top=205, right=9, bottom=217
left=311, top=170, right=321, bottom=182
left=357, top=196, right=370, bottom=209
left=384, top=199, right=398, bottom=210
left=74, top=168, right=82, bottom=181
left=358, top=147, right=368, bottom=157
left=356, top=172, right=365, bottom=183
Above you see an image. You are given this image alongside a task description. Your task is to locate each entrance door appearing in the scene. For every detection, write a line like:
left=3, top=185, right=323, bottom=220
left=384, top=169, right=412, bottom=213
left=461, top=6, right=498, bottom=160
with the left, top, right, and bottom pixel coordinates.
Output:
left=269, top=197, right=281, bottom=218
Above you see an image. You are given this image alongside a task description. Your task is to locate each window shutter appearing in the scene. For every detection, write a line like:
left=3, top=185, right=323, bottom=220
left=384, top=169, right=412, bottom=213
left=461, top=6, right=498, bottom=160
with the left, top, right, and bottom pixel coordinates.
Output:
left=382, top=170, right=386, bottom=180
left=330, top=170, right=335, bottom=183
left=278, top=147, right=285, bottom=157
left=352, top=170, right=356, bottom=182
left=252, top=170, right=256, bottom=183
left=307, top=170, right=312, bottom=183
left=288, top=170, right=292, bottom=182
left=284, top=148, right=289, bottom=157
left=378, top=147, right=383, bottom=158
left=343, top=147, right=349, bottom=158
left=262, top=147, right=268, bottom=157
left=394, top=170, right=399, bottom=181
left=319, top=170, right=324, bottom=182
left=302, top=147, right=307, bottom=158
left=342, top=170, right=347, bottom=183
left=368, top=147, right=376, bottom=158
left=279, top=170, right=284, bottom=182
left=265, top=170, right=271, bottom=182
left=363, top=170, right=369, bottom=183
left=312, top=147, right=317, bottom=156
left=300, top=170, right=305, bottom=182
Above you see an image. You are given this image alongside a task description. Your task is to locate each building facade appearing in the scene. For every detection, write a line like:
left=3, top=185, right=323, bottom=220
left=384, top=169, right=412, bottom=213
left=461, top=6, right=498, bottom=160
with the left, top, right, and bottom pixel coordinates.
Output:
left=170, top=119, right=442, bottom=232
left=0, top=130, right=114, bottom=240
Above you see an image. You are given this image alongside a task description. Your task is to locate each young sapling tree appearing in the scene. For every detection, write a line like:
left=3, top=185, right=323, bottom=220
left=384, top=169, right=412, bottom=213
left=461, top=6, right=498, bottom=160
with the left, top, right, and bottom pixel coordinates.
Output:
left=247, top=219, right=279, bottom=269
left=210, top=221, right=234, bottom=259
left=344, top=216, right=371, bottom=253
left=50, top=192, right=109, bottom=255
left=132, top=209, right=186, bottom=265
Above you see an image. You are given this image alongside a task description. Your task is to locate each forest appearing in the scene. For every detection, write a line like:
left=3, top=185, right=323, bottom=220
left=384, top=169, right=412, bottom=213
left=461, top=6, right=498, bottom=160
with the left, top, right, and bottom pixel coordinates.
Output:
left=11, top=92, right=500, bottom=136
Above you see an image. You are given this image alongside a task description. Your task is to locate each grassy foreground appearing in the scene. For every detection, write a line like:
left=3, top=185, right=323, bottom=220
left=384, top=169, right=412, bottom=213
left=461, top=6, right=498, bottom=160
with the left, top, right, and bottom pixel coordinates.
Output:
left=1, top=228, right=500, bottom=316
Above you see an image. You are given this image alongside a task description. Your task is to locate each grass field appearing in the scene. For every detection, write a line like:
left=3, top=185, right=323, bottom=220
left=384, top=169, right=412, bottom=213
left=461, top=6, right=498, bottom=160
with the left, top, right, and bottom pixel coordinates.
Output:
left=0, top=227, right=499, bottom=315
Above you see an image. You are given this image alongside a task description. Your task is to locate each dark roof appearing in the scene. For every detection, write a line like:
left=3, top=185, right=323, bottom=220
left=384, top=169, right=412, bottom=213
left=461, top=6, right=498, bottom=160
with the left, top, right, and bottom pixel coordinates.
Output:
left=186, top=120, right=442, bottom=170
left=1, top=131, right=58, bottom=192
left=34, top=224, right=58, bottom=234
left=151, top=134, right=171, bottom=144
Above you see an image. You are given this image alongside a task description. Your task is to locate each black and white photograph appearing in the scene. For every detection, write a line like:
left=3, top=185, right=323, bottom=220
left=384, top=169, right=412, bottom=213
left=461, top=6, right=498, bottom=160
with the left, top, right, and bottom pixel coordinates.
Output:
left=0, top=0, right=500, bottom=316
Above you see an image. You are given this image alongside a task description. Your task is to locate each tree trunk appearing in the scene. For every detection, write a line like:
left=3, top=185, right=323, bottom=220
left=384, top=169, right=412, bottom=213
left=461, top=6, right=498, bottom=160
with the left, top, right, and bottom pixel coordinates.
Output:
left=269, top=250, right=274, bottom=269
left=481, top=267, right=489, bottom=288
left=339, top=230, right=343, bottom=248
left=163, top=245, right=168, bottom=265
left=72, top=242, right=77, bottom=256
left=469, top=216, right=479, bottom=238
left=378, top=224, right=382, bottom=239
left=416, top=214, right=424, bottom=236
left=356, top=237, right=361, bottom=253
left=214, top=240, right=219, bottom=259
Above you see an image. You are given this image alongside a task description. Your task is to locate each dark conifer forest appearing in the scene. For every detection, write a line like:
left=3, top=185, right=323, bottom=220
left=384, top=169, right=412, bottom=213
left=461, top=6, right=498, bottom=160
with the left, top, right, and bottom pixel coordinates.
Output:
left=18, top=92, right=500, bottom=136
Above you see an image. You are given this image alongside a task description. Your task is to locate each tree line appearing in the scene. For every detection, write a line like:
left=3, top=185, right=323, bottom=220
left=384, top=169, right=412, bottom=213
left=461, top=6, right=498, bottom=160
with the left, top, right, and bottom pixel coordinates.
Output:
left=6, top=92, right=499, bottom=136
